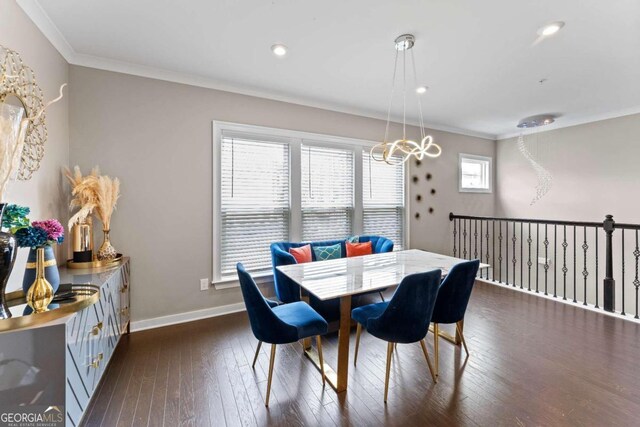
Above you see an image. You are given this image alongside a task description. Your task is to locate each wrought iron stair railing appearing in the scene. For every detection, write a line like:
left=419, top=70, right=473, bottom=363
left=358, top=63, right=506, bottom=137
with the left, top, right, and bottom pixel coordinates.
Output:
left=450, top=213, right=640, bottom=318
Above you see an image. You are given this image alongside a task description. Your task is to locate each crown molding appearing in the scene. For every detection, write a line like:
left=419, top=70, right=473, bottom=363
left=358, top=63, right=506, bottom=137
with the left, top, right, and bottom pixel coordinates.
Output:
left=18, top=0, right=498, bottom=141
left=496, top=106, right=640, bottom=140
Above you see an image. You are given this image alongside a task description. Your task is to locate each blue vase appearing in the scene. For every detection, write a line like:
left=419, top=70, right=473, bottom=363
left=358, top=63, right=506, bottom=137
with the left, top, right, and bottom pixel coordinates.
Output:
left=22, top=246, right=60, bottom=294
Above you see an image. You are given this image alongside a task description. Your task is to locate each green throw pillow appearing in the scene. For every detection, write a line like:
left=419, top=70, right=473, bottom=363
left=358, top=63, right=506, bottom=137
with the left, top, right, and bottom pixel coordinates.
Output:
left=313, top=243, right=342, bottom=261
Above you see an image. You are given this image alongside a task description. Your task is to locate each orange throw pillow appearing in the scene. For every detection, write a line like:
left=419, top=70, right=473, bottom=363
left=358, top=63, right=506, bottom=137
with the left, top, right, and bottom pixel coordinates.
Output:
left=289, top=244, right=312, bottom=263
left=346, top=241, right=373, bottom=257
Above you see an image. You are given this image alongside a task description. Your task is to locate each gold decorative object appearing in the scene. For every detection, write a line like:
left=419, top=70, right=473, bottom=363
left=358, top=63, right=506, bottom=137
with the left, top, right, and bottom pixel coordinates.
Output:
left=0, top=44, right=66, bottom=181
left=370, top=35, right=442, bottom=165
left=0, top=284, right=100, bottom=332
left=66, top=253, right=122, bottom=270
left=97, top=229, right=117, bottom=260
left=63, top=166, right=121, bottom=265
left=25, top=247, right=54, bottom=313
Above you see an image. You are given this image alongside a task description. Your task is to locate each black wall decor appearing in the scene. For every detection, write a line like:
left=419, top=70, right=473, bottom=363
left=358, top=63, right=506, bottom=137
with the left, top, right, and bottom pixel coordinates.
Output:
left=416, top=194, right=422, bottom=202
left=426, top=173, right=432, bottom=181
left=431, top=188, right=436, bottom=195
left=415, top=159, right=422, bottom=167
left=429, top=207, right=434, bottom=214
left=412, top=175, right=419, bottom=183
left=415, top=212, right=420, bottom=219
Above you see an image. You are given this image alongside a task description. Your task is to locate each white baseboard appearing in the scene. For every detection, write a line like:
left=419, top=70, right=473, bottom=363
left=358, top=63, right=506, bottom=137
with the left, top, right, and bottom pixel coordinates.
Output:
left=130, top=302, right=247, bottom=332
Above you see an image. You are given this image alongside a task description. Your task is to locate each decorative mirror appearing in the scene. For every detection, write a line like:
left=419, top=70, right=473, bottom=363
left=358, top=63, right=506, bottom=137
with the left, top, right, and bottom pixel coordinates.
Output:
left=0, top=45, right=48, bottom=181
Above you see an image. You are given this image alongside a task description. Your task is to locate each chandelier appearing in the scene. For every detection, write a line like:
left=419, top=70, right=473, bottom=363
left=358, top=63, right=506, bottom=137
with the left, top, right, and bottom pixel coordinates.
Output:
left=371, top=34, right=442, bottom=165
left=516, top=114, right=556, bottom=205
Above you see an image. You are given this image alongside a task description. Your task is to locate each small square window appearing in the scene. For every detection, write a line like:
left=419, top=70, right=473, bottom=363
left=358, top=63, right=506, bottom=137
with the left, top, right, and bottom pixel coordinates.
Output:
left=459, top=154, right=492, bottom=193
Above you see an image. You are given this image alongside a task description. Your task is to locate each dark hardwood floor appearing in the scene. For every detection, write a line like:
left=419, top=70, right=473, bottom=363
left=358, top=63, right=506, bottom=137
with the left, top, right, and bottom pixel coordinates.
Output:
left=82, top=281, right=640, bottom=426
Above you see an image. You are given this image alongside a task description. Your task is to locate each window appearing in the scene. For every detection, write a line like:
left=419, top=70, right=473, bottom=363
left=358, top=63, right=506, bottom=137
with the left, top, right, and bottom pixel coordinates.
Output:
left=213, top=122, right=407, bottom=283
left=301, top=145, right=354, bottom=241
left=459, top=153, right=492, bottom=193
left=219, top=133, right=290, bottom=276
left=363, top=151, right=405, bottom=250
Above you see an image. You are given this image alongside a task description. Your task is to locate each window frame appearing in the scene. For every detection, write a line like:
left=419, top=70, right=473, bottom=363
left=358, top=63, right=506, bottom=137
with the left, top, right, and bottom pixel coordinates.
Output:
left=212, top=121, right=410, bottom=287
left=458, top=153, right=492, bottom=194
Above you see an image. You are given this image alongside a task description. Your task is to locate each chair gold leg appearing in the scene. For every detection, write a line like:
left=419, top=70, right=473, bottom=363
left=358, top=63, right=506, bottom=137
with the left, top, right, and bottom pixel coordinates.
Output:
left=252, top=341, right=262, bottom=369
left=420, top=339, right=438, bottom=383
left=354, top=323, right=362, bottom=366
left=316, top=336, right=326, bottom=386
left=433, top=323, right=439, bottom=376
left=456, top=321, right=469, bottom=355
left=384, top=342, right=393, bottom=403
left=265, top=344, right=276, bottom=407
left=379, top=291, right=385, bottom=302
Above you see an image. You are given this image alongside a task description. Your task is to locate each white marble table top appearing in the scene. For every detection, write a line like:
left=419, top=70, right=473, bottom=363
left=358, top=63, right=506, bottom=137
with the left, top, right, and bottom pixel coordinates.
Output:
left=276, top=249, right=490, bottom=301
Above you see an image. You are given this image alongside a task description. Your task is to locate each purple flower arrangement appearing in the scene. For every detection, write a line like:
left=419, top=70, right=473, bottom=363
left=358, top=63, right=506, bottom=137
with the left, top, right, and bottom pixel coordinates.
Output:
left=15, top=218, right=65, bottom=248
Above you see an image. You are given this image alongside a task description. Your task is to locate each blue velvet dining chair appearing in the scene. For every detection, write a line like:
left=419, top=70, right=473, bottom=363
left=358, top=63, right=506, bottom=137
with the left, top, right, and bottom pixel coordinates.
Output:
left=430, top=259, right=480, bottom=376
left=351, top=270, right=441, bottom=402
left=236, top=263, right=329, bottom=406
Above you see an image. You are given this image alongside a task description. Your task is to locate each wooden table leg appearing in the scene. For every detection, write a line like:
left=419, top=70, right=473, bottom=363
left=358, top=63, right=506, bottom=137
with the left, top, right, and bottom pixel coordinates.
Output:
left=335, top=295, right=352, bottom=392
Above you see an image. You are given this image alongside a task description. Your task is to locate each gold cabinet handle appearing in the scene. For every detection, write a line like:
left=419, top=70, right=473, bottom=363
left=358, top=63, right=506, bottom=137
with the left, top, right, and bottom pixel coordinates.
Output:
left=120, top=307, right=129, bottom=316
left=120, top=284, right=128, bottom=293
left=90, top=352, right=104, bottom=368
left=91, top=321, right=103, bottom=336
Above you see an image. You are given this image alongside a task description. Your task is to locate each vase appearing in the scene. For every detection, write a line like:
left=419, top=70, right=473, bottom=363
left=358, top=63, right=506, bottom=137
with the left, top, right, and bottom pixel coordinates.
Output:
left=71, top=221, right=93, bottom=262
left=22, top=245, right=60, bottom=294
left=25, top=247, right=54, bottom=313
left=0, top=203, right=18, bottom=319
left=97, top=229, right=117, bottom=260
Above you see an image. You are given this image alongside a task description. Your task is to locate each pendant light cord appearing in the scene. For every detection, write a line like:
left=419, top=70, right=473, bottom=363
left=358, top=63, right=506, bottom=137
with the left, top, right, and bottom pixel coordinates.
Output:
left=383, top=49, right=400, bottom=146
left=231, top=137, right=234, bottom=198
left=411, top=48, right=427, bottom=141
left=402, top=48, right=407, bottom=141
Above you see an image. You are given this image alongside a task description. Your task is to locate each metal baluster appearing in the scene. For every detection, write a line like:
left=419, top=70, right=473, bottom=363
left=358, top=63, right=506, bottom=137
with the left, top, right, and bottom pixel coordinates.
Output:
left=505, top=221, right=509, bottom=285
left=498, top=221, right=503, bottom=283
left=536, top=223, right=539, bottom=293
left=634, top=230, right=639, bottom=319
left=453, top=218, right=457, bottom=258
left=554, top=225, right=557, bottom=298
left=463, top=220, right=467, bottom=259
left=520, top=222, right=523, bottom=289
left=512, top=221, right=517, bottom=288
left=474, top=220, right=478, bottom=260
left=544, top=224, right=549, bottom=296
left=562, top=225, right=568, bottom=300
left=595, top=227, right=599, bottom=309
left=492, top=221, right=496, bottom=282
left=583, top=227, right=589, bottom=306
left=486, top=222, right=490, bottom=281
left=458, top=219, right=462, bottom=262
left=527, top=224, right=532, bottom=291
left=480, top=221, right=484, bottom=277
left=573, top=226, right=577, bottom=303
left=622, top=229, right=625, bottom=315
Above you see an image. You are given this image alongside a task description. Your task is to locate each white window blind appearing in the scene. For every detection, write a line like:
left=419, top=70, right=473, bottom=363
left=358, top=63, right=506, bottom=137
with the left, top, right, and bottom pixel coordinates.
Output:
left=301, top=144, right=354, bottom=241
left=220, top=134, right=290, bottom=276
left=363, top=151, right=405, bottom=250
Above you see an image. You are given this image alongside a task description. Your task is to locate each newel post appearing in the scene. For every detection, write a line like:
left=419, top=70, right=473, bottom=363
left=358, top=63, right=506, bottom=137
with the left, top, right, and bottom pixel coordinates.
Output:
left=603, top=214, right=615, bottom=312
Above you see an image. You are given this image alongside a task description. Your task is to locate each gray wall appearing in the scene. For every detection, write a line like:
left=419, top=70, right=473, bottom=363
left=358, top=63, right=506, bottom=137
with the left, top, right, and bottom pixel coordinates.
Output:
left=1, top=0, right=69, bottom=292
left=69, top=65, right=495, bottom=323
left=496, top=113, right=640, bottom=223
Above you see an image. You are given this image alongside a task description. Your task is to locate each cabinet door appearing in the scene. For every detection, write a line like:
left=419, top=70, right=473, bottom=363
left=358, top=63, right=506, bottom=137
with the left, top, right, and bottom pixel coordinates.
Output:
left=66, top=304, right=103, bottom=417
left=119, top=262, right=130, bottom=334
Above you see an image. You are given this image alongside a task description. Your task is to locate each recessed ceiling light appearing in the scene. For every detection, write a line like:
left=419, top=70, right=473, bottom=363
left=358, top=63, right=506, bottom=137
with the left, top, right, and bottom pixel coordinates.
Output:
left=537, top=21, right=565, bottom=37
left=271, top=44, right=287, bottom=57
left=416, top=86, right=428, bottom=94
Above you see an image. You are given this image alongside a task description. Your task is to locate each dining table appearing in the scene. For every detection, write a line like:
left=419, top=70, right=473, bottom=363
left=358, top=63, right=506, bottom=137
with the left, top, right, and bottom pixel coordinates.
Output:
left=276, top=249, right=491, bottom=393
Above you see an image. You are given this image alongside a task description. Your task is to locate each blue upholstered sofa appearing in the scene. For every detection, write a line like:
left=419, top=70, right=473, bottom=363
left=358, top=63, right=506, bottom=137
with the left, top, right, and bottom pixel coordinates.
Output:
left=270, top=235, right=394, bottom=322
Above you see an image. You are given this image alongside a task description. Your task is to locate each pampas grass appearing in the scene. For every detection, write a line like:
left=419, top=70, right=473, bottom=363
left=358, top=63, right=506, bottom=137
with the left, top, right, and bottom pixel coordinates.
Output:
left=63, top=165, right=120, bottom=230
left=94, top=175, right=120, bottom=230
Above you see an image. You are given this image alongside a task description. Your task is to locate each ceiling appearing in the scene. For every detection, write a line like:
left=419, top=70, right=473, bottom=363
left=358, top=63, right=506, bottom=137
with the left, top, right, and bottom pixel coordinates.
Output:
left=18, top=0, right=640, bottom=139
